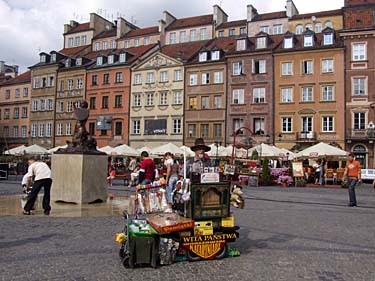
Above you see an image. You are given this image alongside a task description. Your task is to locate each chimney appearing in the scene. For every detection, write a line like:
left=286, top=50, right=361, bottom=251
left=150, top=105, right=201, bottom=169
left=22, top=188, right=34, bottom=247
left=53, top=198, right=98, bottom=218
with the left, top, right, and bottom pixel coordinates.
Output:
left=162, top=11, right=176, bottom=28
left=116, top=17, right=136, bottom=39
left=13, top=65, right=19, bottom=76
left=64, top=23, right=72, bottom=33
left=247, top=4, right=258, bottom=22
left=286, top=0, right=299, bottom=18
left=213, top=5, right=228, bottom=27
left=0, top=61, right=4, bottom=73
left=70, top=20, right=79, bottom=27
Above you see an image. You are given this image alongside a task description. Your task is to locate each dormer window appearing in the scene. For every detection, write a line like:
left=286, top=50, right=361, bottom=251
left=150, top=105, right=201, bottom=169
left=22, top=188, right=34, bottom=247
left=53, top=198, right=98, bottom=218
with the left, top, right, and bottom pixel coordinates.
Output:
left=97, top=56, right=103, bottom=66
left=323, top=33, right=333, bottom=45
left=199, top=52, right=207, bottom=62
left=305, top=23, right=313, bottom=31
left=304, top=35, right=313, bottom=47
left=65, top=59, right=71, bottom=68
left=236, top=39, right=247, bottom=51
left=256, top=37, right=266, bottom=49
left=108, top=55, right=114, bottom=64
left=211, top=50, right=220, bottom=61
left=295, top=25, right=303, bottom=35
left=76, top=58, right=82, bottom=66
left=40, top=55, right=46, bottom=63
left=119, top=53, right=126, bottom=63
left=51, top=53, right=56, bottom=63
left=284, top=37, right=293, bottom=49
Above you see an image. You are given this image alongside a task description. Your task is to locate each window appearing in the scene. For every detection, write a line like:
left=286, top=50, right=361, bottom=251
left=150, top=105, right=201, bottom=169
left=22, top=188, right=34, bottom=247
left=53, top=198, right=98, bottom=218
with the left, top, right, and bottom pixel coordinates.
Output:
left=353, top=78, right=366, bottom=96
left=40, top=99, right=46, bottom=111
left=170, top=32, right=176, bottom=44
left=102, top=41, right=107, bottom=50
left=201, top=96, right=209, bottom=109
left=173, top=119, right=182, bottom=134
left=323, top=33, right=333, bottom=45
left=218, top=31, right=224, bottom=37
left=124, top=41, right=130, bottom=48
left=173, top=91, right=182, bottom=104
left=32, top=100, right=38, bottom=111
left=229, top=29, right=236, bottom=36
left=260, top=26, right=269, bottom=33
left=214, top=96, right=222, bottom=108
left=190, top=29, right=196, bottom=41
left=189, top=97, right=197, bottom=110
left=325, top=21, right=332, bottom=28
left=40, top=55, right=46, bottom=63
left=233, top=118, right=244, bottom=132
left=236, top=39, right=246, bottom=51
left=322, top=85, right=334, bottom=101
left=134, top=39, right=139, bottom=47
left=240, top=27, right=246, bottom=35
left=115, top=72, right=123, bottom=83
left=111, top=40, right=116, bottom=49
left=4, top=109, right=10, bottom=119
left=200, top=28, right=207, bottom=40
left=146, top=72, right=154, bottom=84
left=354, top=112, right=366, bottom=130
left=214, top=71, right=223, bottom=83
left=352, top=43, right=366, bottom=61
left=23, top=88, right=28, bottom=97
left=3, top=127, right=9, bottom=137
left=119, top=53, right=126, bottom=62
left=22, top=107, right=27, bottom=118
left=201, top=73, right=210, bottom=85
left=200, top=124, right=209, bottom=137
left=301, top=87, right=313, bottom=102
left=75, top=36, right=80, bottom=46
left=47, top=99, right=53, bottom=111
left=253, top=118, right=265, bottom=135
left=89, top=97, right=96, bottom=109
left=322, top=59, right=334, bottom=73
left=253, top=88, right=265, bottom=103
left=115, top=122, right=122, bottom=136
left=160, top=71, right=168, bottom=82
left=256, top=37, right=266, bottom=49
left=199, top=52, right=207, bottom=62
left=66, top=123, right=72, bottom=135
left=96, top=56, right=103, bottom=65
left=13, top=108, right=19, bottom=119
left=322, top=116, right=334, bottom=132
left=103, top=73, right=109, bottom=84
left=77, top=78, right=83, bottom=89
left=304, top=35, right=313, bottom=47
left=143, top=37, right=149, bottom=45
left=273, top=24, right=283, bottom=34
left=295, top=25, right=303, bottom=35
left=281, top=62, right=293, bottom=76
left=180, top=31, right=186, bottom=43
left=102, top=96, right=109, bottom=109
left=146, top=93, right=154, bottom=106
left=211, top=50, right=220, bottom=60
left=108, top=55, right=114, bottom=64
left=281, top=88, right=293, bottom=103
left=46, top=123, right=52, bottom=137
left=302, top=60, right=313, bottom=75
left=174, top=70, right=182, bottom=81
left=160, top=92, right=168, bottom=105
left=15, top=88, right=20, bottom=98
left=31, top=124, right=37, bottom=137
left=233, top=61, right=243, bottom=76
left=282, top=117, right=292, bottom=132
left=232, top=89, right=244, bottom=104
left=305, top=23, right=313, bottom=31
left=68, top=38, right=74, bottom=47
left=252, top=59, right=266, bottom=74
left=56, top=123, right=63, bottom=136
left=67, top=101, right=73, bottom=112
left=68, top=79, right=73, bottom=90
left=57, top=101, right=64, bottom=113
left=213, top=124, right=222, bottom=137
left=134, top=74, right=142, bottom=84
left=115, top=95, right=122, bottom=108
left=188, top=124, right=197, bottom=138
left=21, top=126, right=27, bottom=138
left=92, top=75, right=98, bottom=85
left=189, top=73, right=198, bottom=86
left=133, top=94, right=141, bottom=107
left=5, top=89, right=10, bottom=99
left=301, top=117, right=313, bottom=133
left=133, top=120, right=140, bottom=134
left=315, top=22, right=322, bottom=33
left=33, top=78, right=40, bottom=89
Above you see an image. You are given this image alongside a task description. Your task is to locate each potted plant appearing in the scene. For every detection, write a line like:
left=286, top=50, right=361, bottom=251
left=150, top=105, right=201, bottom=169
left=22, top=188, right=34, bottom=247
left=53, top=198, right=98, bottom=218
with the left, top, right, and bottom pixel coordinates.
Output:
left=295, top=177, right=306, bottom=187
left=277, top=175, right=293, bottom=187
left=262, top=159, right=271, bottom=186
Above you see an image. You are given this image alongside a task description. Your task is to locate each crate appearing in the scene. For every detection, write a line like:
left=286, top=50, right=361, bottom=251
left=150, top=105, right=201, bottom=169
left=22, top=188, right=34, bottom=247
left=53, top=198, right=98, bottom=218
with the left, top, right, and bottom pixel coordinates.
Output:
left=189, top=182, right=230, bottom=220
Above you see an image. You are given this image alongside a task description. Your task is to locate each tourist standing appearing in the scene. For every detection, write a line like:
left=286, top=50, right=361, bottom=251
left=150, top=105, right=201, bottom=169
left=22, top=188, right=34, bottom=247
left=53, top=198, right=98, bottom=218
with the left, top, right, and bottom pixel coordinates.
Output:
left=138, top=151, right=157, bottom=185
left=164, top=152, right=179, bottom=210
left=342, top=153, right=361, bottom=207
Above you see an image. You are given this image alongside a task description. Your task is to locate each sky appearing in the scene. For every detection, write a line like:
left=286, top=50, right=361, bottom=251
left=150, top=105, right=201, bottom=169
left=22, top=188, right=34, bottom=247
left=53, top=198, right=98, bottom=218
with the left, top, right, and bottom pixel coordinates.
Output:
left=0, top=0, right=344, bottom=73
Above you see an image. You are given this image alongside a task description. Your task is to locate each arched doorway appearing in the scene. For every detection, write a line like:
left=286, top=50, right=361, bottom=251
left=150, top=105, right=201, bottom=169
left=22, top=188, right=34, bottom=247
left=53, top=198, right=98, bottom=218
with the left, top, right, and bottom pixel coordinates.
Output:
left=353, top=144, right=367, bottom=168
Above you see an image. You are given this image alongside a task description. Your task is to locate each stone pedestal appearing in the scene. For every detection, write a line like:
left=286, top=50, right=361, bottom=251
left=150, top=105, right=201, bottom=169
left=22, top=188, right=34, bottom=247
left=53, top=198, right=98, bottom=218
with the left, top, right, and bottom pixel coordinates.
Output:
left=51, top=154, right=107, bottom=204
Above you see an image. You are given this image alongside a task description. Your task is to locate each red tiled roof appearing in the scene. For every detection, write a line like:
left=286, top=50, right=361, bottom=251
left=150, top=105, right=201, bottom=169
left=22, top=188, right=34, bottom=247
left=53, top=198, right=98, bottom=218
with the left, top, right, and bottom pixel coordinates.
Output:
left=217, top=19, right=247, bottom=29
left=64, top=22, right=92, bottom=35
left=188, top=37, right=237, bottom=63
left=58, top=45, right=92, bottom=56
left=166, top=14, right=213, bottom=31
left=125, top=26, right=159, bottom=38
left=253, top=11, right=287, bottom=21
left=161, top=40, right=210, bottom=61
left=94, top=29, right=117, bottom=39
left=291, top=9, right=342, bottom=20
left=0, top=71, right=31, bottom=86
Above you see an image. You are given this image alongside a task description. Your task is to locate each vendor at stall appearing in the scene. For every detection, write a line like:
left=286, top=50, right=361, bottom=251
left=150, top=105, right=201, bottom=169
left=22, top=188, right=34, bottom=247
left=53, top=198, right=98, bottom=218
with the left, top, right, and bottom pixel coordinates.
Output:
left=185, top=138, right=213, bottom=177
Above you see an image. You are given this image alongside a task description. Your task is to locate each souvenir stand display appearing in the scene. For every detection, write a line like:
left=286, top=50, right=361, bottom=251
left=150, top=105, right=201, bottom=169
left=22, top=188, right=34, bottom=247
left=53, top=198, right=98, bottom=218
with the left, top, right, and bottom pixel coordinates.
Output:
left=116, top=159, right=243, bottom=268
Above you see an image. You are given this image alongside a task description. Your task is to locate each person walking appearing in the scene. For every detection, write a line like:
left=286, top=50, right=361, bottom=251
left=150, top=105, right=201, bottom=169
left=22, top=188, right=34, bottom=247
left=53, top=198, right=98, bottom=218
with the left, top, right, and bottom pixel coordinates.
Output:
left=164, top=152, right=179, bottom=211
left=342, top=153, right=361, bottom=207
left=23, top=156, right=53, bottom=215
left=138, top=151, right=157, bottom=185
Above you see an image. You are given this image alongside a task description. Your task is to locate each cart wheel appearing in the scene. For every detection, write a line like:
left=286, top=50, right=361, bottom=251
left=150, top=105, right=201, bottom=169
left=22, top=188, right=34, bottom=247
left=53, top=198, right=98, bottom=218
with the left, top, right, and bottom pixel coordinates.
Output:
left=215, top=244, right=227, bottom=260
left=122, top=256, right=131, bottom=268
left=187, top=250, right=202, bottom=262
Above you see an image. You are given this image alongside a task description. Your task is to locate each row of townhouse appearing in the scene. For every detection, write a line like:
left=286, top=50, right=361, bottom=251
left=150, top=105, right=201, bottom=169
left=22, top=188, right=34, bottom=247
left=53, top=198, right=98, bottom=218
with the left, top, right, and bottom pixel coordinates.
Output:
left=0, top=0, right=374, bottom=167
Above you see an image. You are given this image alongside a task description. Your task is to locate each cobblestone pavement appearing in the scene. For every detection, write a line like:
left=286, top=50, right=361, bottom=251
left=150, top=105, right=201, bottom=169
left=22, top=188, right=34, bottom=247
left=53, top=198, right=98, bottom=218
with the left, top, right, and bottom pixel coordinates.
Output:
left=1, top=177, right=375, bottom=281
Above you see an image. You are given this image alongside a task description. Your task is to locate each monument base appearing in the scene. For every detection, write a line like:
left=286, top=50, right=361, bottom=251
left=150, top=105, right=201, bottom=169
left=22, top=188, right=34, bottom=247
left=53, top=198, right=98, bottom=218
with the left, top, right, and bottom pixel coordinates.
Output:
left=51, top=154, right=107, bottom=204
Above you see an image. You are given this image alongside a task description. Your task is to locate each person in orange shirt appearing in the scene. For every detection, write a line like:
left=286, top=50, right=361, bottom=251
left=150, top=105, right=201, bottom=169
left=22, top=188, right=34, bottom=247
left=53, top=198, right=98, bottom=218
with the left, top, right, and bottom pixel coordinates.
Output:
left=342, top=153, right=361, bottom=207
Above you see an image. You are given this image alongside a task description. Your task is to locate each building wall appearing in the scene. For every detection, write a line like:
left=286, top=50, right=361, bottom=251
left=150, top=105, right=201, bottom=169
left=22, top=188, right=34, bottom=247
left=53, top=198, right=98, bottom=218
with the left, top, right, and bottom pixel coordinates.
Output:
left=92, top=36, right=117, bottom=51
left=117, top=34, right=160, bottom=49
left=343, top=4, right=375, bottom=29
left=165, top=25, right=213, bottom=45
left=215, top=25, right=247, bottom=38
left=288, top=15, right=343, bottom=34
left=64, top=30, right=93, bottom=49
left=248, top=18, right=288, bottom=37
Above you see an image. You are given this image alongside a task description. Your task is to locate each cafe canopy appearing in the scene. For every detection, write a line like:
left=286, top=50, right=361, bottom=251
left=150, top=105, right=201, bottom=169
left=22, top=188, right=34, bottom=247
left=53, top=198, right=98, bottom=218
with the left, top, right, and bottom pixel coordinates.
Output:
left=109, top=144, right=139, bottom=157
left=150, top=143, right=184, bottom=157
left=294, top=142, right=347, bottom=159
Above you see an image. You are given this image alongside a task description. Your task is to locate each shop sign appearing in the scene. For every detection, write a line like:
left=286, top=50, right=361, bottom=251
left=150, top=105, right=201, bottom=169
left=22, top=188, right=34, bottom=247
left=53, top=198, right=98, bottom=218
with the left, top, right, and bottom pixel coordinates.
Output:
left=309, top=152, right=318, bottom=157
left=181, top=233, right=238, bottom=259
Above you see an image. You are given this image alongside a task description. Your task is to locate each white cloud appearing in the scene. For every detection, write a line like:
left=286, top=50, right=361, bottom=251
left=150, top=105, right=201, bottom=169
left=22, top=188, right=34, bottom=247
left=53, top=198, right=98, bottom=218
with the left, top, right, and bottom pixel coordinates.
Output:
left=0, top=0, right=343, bottom=73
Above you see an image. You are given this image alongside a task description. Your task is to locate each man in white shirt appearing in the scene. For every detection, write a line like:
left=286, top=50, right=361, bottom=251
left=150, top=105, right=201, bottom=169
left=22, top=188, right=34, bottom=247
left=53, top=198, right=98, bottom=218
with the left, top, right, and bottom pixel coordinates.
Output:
left=23, top=156, right=52, bottom=215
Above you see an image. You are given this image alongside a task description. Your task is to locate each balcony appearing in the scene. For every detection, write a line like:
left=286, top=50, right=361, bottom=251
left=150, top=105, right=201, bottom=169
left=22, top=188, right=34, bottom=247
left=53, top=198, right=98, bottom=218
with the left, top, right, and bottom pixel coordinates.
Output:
left=346, top=128, right=375, bottom=140
left=296, top=131, right=317, bottom=142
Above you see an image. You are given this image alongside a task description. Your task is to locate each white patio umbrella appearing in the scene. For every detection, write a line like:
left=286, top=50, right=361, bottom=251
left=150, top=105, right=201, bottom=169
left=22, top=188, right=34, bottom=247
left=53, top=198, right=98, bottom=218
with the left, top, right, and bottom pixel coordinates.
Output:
left=97, top=145, right=113, bottom=154
left=23, top=144, right=48, bottom=155
left=248, top=143, right=285, bottom=158
left=225, top=145, right=248, bottom=159
left=137, top=146, right=151, bottom=154
left=4, top=145, right=27, bottom=155
left=150, top=143, right=184, bottom=156
left=109, top=144, right=139, bottom=157
left=180, top=145, right=195, bottom=157
left=294, top=142, right=347, bottom=159
left=47, top=145, right=68, bottom=154
left=207, top=143, right=229, bottom=157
